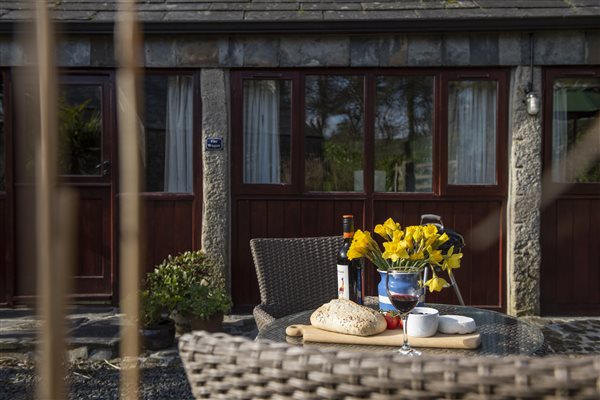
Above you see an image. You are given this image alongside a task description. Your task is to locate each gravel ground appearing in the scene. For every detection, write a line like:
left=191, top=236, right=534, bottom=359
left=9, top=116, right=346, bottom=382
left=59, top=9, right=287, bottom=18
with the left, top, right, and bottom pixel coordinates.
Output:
left=0, top=358, right=194, bottom=400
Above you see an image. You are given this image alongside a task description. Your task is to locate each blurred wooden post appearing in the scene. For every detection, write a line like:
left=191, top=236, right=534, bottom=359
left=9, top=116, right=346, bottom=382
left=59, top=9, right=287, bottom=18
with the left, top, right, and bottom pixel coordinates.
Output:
left=116, top=1, right=142, bottom=399
left=35, top=1, right=75, bottom=399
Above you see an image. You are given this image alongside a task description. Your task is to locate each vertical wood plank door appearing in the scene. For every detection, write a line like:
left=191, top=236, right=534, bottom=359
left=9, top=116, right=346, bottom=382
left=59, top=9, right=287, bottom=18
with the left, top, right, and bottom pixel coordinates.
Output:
left=11, top=73, right=115, bottom=302
left=230, top=69, right=508, bottom=311
left=541, top=68, right=600, bottom=316
left=58, top=75, right=114, bottom=300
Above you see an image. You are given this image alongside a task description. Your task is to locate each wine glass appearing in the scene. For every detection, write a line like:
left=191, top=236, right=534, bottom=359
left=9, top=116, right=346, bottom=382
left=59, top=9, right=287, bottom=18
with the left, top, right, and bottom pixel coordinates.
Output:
left=386, top=271, right=422, bottom=356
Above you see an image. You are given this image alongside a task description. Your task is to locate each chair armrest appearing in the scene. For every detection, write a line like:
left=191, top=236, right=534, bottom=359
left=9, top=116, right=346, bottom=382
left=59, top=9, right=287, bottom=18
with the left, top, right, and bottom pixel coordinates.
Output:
left=253, top=304, right=276, bottom=332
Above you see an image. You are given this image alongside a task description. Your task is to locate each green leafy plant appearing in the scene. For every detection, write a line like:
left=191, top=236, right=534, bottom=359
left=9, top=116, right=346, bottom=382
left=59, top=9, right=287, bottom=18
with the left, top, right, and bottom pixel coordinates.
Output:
left=141, top=251, right=232, bottom=326
left=58, top=97, right=102, bottom=175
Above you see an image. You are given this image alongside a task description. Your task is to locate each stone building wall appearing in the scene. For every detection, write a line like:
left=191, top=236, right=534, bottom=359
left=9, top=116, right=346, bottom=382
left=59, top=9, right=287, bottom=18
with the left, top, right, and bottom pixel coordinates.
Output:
left=1, top=30, right=598, bottom=315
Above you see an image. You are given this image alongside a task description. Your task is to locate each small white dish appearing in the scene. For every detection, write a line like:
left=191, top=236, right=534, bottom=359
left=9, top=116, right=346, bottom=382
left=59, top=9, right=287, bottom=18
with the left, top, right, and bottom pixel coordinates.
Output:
left=438, top=315, right=477, bottom=334
left=407, top=307, right=439, bottom=337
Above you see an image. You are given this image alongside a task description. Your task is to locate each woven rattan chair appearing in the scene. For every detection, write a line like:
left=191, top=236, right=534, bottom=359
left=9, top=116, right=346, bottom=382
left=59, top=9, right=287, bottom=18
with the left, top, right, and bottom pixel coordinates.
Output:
left=179, top=330, right=600, bottom=400
left=250, top=236, right=342, bottom=331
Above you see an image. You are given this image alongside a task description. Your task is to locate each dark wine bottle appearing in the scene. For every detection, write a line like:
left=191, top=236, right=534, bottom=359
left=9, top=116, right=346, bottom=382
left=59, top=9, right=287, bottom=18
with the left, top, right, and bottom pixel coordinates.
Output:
left=337, top=215, right=363, bottom=304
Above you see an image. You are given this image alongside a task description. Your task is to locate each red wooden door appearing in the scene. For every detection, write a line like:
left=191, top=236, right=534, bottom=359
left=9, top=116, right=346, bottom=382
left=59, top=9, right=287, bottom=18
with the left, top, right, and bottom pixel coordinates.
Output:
left=541, top=68, right=600, bottom=315
left=57, top=74, right=114, bottom=299
left=231, top=69, right=508, bottom=311
left=12, top=73, right=114, bottom=302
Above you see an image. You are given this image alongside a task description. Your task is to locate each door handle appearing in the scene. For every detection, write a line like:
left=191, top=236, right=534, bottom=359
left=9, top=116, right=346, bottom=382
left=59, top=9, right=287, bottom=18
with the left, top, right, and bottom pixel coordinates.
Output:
left=95, top=160, right=111, bottom=176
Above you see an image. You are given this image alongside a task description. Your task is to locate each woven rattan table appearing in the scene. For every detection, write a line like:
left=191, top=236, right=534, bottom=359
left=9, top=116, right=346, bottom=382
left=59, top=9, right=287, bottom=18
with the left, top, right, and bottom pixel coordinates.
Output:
left=256, top=302, right=546, bottom=356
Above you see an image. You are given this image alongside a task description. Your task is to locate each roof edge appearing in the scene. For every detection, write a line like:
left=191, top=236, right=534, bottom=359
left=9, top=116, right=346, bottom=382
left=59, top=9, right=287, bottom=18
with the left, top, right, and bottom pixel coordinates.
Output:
left=1, top=16, right=599, bottom=36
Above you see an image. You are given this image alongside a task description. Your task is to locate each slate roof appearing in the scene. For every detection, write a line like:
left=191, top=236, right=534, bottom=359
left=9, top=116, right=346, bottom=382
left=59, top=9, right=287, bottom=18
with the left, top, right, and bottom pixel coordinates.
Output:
left=0, top=1, right=598, bottom=32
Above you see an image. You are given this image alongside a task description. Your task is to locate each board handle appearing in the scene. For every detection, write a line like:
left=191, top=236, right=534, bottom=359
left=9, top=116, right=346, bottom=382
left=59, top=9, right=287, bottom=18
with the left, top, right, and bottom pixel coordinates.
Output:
left=285, top=325, right=305, bottom=337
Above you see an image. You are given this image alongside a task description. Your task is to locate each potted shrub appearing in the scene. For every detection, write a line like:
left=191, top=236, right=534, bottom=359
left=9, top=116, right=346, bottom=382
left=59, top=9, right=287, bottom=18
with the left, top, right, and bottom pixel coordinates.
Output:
left=153, top=250, right=233, bottom=334
left=139, top=285, right=175, bottom=351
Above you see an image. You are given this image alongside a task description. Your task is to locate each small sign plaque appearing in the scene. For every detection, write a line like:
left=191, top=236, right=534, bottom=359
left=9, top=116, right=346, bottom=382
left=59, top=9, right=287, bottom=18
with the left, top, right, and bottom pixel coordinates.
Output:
left=206, top=137, right=224, bottom=151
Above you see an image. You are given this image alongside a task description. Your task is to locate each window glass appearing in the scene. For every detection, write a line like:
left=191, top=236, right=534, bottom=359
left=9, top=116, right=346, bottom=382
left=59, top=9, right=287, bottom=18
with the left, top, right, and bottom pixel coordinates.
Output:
left=305, top=75, right=364, bottom=192
left=552, top=78, right=600, bottom=183
left=375, top=76, right=434, bottom=192
left=58, top=85, right=102, bottom=176
left=143, top=75, right=194, bottom=192
left=448, top=80, right=497, bottom=185
left=243, top=80, right=292, bottom=184
left=0, top=78, right=4, bottom=191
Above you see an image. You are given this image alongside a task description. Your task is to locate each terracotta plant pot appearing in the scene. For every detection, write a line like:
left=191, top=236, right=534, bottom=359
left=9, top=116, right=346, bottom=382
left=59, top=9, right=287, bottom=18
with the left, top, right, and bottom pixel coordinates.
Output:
left=140, top=318, right=175, bottom=351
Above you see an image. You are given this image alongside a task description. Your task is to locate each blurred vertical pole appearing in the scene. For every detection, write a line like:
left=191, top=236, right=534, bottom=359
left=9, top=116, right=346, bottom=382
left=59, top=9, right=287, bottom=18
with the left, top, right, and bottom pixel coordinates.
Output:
left=35, top=1, right=75, bottom=399
left=115, top=0, right=141, bottom=399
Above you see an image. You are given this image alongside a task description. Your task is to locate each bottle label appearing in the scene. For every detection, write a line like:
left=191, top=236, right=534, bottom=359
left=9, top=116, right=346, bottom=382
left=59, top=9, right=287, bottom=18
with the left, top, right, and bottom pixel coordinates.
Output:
left=337, top=264, right=349, bottom=300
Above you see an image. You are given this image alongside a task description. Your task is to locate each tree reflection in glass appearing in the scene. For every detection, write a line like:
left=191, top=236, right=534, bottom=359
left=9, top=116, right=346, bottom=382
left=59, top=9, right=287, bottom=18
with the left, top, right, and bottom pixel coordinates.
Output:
left=375, top=76, right=434, bottom=193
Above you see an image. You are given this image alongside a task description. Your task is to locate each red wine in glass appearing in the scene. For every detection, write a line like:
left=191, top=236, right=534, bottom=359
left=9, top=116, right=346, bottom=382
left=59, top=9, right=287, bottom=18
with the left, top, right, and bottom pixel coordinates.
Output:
left=389, top=294, right=419, bottom=314
left=386, top=271, right=422, bottom=356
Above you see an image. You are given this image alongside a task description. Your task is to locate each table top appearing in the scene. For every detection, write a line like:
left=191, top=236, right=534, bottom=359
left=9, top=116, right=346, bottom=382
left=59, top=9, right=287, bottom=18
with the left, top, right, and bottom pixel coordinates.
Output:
left=256, top=303, right=546, bottom=356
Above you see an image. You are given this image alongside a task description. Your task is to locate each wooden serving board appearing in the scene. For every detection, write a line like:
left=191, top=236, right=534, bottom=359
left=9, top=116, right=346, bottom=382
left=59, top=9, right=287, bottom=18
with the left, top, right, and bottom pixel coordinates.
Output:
left=286, top=324, right=481, bottom=349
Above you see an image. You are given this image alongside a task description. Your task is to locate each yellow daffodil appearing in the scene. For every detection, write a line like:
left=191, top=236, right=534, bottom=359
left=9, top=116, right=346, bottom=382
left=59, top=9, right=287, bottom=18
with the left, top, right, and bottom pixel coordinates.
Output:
left=423, top=224, right=438, bottom=238
left=375, top=217, right=401, bottom=241
left=348, top=218, right=462, bottom=293
left=442, top=245, right=462, bottom=271
left=425, top=274, right=448, bottom=292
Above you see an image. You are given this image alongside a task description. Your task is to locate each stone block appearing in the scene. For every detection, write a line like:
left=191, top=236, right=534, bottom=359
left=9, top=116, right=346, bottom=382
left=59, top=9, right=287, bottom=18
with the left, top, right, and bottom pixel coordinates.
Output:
left=90, top=36, right=114, bottom=67
left=379, top=35, right=407, bottom=66
left=67, top=346, right=89, bottom=362
left=0, top=338, right=20, bottom=350
left=243, top=38, right=280, bottom=67
left=469, top=33, right=499, bottom=65
left=534, top=31, right=585, bottom=65
left=443, top=34, right=469, bottom=66
left=407, top=35, right=441, bottom=66
left=57, top=38, right=91, bottom=67
left=585, top=31, right=600, bottom=64
left=499, top=33, right=522, bottom=65
left=219, top=38, right=243, bottom=67
left=145, top=38, right=175, bottom=67
left=0, top=36, right=24, bottom=66
left=350, top=36, right=380, bottom=67
left=89, top=349, right=114, bottom=361
left=280, top=36, right=349, bottom=67
left=175, top=37, right=220, bottom=67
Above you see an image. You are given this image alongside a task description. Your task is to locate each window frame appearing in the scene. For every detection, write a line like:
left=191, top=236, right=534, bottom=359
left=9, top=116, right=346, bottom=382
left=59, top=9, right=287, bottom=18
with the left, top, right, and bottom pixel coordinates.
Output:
left=231, top=70, right=301, bottom=196
left=543, top=67, right=600, bottom=196
left=139, top=69, right=201, bottom=198
left=231, top=68, right=509, bottom=198
left=439, top=69, right=509, bottom=197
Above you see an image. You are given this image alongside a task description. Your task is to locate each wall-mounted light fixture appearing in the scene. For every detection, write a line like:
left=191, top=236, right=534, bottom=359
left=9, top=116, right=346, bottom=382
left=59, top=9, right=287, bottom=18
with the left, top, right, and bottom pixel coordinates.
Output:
left=525, top=91, right=540, bottom=115
left=524, top=33, right=540, bottom=116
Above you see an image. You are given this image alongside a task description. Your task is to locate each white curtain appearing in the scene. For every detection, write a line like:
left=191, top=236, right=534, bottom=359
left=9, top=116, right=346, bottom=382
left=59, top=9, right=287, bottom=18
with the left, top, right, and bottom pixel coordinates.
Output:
left=164, top=76, right=193, bottom=192
left=243, top=80, right=280, bottom=184
left=448, top=81, right=497, bottom=185
left=552, top=84, right=569, bottom=182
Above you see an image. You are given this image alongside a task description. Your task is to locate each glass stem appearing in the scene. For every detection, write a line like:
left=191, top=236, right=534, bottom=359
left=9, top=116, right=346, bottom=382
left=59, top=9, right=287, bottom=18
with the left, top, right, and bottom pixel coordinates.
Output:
left=401, top=315, right=409, bottom=349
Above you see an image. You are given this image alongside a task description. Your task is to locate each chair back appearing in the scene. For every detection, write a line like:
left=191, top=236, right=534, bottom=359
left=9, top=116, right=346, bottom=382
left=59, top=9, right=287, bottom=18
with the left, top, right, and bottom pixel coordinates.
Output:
left=250, top=236, right=341, bottom=319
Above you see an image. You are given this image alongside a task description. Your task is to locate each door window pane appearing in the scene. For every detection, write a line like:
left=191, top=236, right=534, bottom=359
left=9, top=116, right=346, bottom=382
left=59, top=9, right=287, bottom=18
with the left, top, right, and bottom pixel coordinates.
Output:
left=375, top=76, right=434, bottom=192
left=58, top=85, right=102, bottom=176
left=243, top=80, right=291, bottom=184
left=305, top=75, right=364, bottom=192
left=143, top=75, right=194, bottom=192
left=448, top=80, right=497, bottom=185
left=552, top=78, right=600, bottom=183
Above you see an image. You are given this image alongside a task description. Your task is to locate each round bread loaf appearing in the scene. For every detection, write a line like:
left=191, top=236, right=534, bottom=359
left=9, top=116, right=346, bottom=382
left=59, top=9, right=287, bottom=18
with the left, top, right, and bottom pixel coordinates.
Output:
left=310, top=299, right=387, bottom=336
left=438, top=315, right=476, bottom=334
